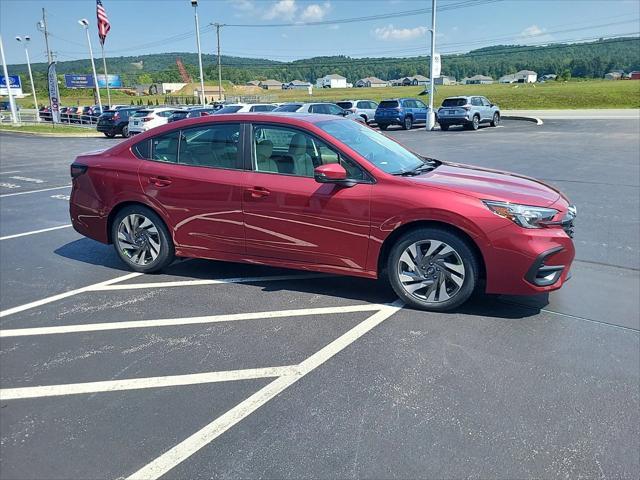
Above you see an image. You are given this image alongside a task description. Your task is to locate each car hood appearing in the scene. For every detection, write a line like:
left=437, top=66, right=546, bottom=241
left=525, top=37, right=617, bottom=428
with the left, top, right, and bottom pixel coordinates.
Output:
left=410, top=161, right=561, bottom=207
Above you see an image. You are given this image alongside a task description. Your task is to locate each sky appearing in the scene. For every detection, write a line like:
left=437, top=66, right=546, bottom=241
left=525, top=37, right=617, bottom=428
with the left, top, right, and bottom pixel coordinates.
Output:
left=1, top=0, right=639, bottom=66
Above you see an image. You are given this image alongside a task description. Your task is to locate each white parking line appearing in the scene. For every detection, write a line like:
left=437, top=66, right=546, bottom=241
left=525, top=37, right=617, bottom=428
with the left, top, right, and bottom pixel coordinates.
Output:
left=0, top=366, right=297, bottom=400
left=0, top=224, right=72, bottom=241
left=0, top=303, right=385, bottom=337
left=0, top=170, right=22, bottom=175
left=126, top=302, right=403, bottom=480
left=9, top=176, right=45, bottom=184
left=92, top=273, right=330, bottom=291
left=0, top=272, right=142, bottom=318
left=0, top=185, right=71, bottom=197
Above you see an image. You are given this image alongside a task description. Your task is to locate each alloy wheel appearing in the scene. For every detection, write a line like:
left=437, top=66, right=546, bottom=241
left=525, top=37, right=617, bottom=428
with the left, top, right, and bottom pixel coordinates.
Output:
left=116, top=214, right=161, bottom=266
left=397, top=239, right=466, bottom=303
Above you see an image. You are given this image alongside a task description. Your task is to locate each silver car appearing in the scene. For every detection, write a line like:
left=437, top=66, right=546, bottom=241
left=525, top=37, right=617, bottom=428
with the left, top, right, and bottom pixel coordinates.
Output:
left=273, top=102, right=365, bottom=123
left=335, top=100, right=379, bottom=124
left=437, top=96, right=500, bottom=131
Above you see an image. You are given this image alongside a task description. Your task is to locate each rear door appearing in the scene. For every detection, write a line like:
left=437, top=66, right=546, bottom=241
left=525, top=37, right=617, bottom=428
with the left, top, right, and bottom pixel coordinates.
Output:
left=413, top=99, right=428, bottom=123
left=242, top=123, right=373, bottom=270
left=136, top=122, right=246, bottom=255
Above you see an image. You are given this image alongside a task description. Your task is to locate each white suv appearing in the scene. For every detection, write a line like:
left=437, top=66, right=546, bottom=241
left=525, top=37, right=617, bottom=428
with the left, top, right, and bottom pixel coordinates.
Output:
left=128, top=107, right=177, bottom=134
left=214, top=103, right=277, bottom=114
left=336, top=100, right=379, bottom=124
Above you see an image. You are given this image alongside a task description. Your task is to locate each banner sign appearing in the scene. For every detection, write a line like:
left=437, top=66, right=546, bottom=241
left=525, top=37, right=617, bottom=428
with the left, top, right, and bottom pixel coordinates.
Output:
left=48, top=63, right=61, bottom=123
left=432, top=53, right=441, bottom=79
left=96, top=74, right=122, bottom=88
left=64, top=74, right=95, bottom=88
left=0, top=75, right=23, bottom=96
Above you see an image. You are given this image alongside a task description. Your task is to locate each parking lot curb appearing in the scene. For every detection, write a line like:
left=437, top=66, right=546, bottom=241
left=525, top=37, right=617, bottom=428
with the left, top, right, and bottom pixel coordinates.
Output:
left=501, top=115, right=544, bottom=126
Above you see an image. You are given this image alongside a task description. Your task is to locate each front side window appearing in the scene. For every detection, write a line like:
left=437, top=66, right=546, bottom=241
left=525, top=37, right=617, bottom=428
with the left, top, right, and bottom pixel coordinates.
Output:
left=179, top=123, right=241, bottom=169
left=414, top=100, right=426, bottom=109
left=471, top=97, right=483, bottom=106
left=252, top=125, right=367, bottom=180
left=326, top=104, right=345, bottom=115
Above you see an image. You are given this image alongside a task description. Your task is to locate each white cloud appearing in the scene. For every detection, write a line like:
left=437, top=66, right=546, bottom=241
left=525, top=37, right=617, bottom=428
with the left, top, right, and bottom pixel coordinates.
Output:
left=264, top=0, right=298, bottom=20
left=518, top=24, right=553, bottom=43
left=231, top=0, right=254, bottom=11
left=374, top=24, right=428, bottom=41
left=300, top=2, right=331, bottom=22
left=328, top=24, right=340, bottom=30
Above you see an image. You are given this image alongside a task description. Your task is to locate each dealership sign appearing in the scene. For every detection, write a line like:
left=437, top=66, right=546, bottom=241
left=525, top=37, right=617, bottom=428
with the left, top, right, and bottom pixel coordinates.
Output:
left=0, top=75, right=23, bottom=96
left=64, top=73, right=123, bottom=89
left=48, top=63, right=61, bottom=123
left=432, top=53, right=441, bottom=79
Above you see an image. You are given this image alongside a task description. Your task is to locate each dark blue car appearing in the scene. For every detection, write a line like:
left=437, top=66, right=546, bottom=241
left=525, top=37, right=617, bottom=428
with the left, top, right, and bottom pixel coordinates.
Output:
left=374, top=98, right=429, bottom=130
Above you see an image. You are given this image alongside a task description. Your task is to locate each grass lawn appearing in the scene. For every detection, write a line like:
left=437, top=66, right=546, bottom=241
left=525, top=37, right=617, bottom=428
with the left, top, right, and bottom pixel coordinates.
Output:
left=0, top=124, right=99, bottom=135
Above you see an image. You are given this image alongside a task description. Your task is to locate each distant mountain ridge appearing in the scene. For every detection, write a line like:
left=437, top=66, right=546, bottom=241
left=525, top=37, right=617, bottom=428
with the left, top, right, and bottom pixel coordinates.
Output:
left=7, top=37, right=640, bottom=87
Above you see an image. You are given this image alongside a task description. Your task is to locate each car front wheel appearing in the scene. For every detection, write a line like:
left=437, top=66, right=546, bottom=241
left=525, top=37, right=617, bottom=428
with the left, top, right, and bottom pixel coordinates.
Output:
left=491, top=112, right=500, bottom=127
left=387, top=228, right=478, bottom=311
left=111, top=205, right=175, bottom=273
left=379, top=124, right=388, bottom=130
left=468, top=115, right=480, bottom=130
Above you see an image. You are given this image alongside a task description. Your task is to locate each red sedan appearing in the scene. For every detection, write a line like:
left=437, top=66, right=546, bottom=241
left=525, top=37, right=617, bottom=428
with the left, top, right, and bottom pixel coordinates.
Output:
left=70, top=113, right=576, bottom=311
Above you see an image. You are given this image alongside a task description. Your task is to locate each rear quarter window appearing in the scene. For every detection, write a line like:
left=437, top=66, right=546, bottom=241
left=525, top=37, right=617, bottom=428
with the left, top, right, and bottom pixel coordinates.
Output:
left=132, top=139, right=150, bottom=159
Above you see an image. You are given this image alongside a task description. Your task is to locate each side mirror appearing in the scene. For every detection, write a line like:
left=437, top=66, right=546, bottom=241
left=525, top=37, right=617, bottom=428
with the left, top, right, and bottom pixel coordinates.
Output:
left=340, top=110, right=350, bottom=117
left=314, top=163, right=351, bottom=185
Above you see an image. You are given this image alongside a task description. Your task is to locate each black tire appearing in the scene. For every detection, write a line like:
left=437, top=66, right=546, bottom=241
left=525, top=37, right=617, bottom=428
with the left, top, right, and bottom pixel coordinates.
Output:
left=360, top=114, right=368, bottom=125
left=111, top=205, right=175, bottom=273
left=440, top=123, right=450, bottom=131
left=386, top=227, right=479, bottom=312
left=121, top=125, right=130, bottom=138
left=490, top=112, right=500, bottom=127
left=402, top=116, right=413, bottom=130
left=104, top=132, right=116, bottom=138
left=379, top=124, right=388, bottom=131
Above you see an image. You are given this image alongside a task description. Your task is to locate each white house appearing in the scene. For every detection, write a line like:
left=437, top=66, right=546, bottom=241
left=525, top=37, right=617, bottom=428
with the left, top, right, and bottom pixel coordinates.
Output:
left=434, top=75, right=456, bottom=85
left=515, top=70, right=538, bottom=83
left=316, top=74, right=347, bottom=88
left=464, top=75, right=494, bottom=85
left=284, top=80, right=313, bottom=90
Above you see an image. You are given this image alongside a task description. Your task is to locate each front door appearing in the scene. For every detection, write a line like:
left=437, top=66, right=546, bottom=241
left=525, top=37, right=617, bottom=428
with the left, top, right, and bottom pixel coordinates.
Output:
left=137, top=122, right=246, bottom=254
left=242, top=123, right=373, bottom=271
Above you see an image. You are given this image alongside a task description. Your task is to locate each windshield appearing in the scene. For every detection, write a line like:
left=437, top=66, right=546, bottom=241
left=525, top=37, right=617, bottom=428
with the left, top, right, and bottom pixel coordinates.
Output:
left=273, top=104, right=302, bottom=112
left=316, top=119, right=427, bottom=174
left=215, top=105, right=243, bottom=114
left=442, top=98, right=467, bottom=107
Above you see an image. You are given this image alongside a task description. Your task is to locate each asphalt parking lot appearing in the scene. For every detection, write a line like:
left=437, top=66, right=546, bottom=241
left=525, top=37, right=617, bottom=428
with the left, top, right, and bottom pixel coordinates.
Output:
left=1, top=118, right=638, bottom=479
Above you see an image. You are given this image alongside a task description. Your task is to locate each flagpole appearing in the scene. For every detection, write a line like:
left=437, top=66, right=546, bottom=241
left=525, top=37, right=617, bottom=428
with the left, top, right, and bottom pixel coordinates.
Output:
left=100, top=43, right=111, bottom=107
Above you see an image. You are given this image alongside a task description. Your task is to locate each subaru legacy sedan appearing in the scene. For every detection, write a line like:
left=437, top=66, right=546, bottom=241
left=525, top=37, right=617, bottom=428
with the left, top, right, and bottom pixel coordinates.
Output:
left=70, top=113, right=576, bottom=311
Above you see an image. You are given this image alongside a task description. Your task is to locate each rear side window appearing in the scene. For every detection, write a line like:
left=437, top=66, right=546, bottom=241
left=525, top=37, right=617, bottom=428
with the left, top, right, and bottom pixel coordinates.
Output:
left=471, top=97, right=483, bottom=106
left=442, top=98, right=467, bottom=107
left=336, top=102, right=353, bottom=109
left=273, top=104, right=302, bottom=112
left=151, top=131, right=180, bottom=163
left=179, top=123, right=241, bottom=169
left=379, top=100, right=399, bottom=108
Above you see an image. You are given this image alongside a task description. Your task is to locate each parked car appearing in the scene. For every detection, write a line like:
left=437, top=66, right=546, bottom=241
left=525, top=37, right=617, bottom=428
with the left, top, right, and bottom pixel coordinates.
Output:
left=97, top=108, right=140, bottom=137
left=0, top=101, right=19, bottom=111
left=437, top=96, right=500, bottom=130
left=375, top=98, right=430, bottom=130
left=69, top=113, right=576, bottom=312
left=168, top=107, right=217, bottom=123
left=214, top=103, right=278, bottom=114
left=80, top=105, right=104, bottom=123
left=128, top=107, right=177, bottom=134
left=38, top=106, right=52, bottom=121
left=273, top=102, right=365, bottom=122
left=335, top=100, right=379, bottom=124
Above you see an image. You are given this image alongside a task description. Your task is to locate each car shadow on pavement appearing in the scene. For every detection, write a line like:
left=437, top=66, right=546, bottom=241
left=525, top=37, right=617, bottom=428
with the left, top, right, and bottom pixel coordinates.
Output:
left=54, top=238, right=131, bottom=271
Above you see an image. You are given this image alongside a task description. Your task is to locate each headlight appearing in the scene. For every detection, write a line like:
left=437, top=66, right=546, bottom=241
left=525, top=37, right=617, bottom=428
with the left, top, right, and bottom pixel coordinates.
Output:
left=483, top=200, right=558, bottom=229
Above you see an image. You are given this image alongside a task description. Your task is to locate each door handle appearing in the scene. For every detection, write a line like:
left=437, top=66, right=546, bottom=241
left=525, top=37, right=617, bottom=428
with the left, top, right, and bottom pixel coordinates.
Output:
left=247, top=186, right=270, bottom=198
left=149, top=176, right=172, bottom=187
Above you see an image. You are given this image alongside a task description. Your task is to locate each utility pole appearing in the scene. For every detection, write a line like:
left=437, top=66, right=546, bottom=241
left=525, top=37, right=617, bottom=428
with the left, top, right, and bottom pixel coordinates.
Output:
left=214, top=23, right=224, bottom=102
left=41, top=8, right=53, bottom=64
left=192, top=0, right=206, bottom=106
left=0, top=34, right=19, bottom=125
left=426, top=0, right=437, bottom=131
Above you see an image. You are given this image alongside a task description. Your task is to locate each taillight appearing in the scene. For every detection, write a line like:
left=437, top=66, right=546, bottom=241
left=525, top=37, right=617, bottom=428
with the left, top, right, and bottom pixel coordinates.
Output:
left=70, top=163, right=88, bottom=178
left=463, top=105, right=472, bottom=111
left=113, top=112, right=120, bottom=120
left=143, top=116, right=153, bottom=122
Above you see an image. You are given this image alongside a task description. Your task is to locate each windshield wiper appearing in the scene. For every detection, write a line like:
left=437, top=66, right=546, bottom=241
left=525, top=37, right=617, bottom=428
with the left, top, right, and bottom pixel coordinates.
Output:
left=394, top=163, right=436, bottom=176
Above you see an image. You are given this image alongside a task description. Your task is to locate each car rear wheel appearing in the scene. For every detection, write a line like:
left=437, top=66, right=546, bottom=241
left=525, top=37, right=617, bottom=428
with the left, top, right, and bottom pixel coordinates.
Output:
left=387, top=228, right=478, bottom=311
left=468, top=115, right=480, bottom=130
left=379, top=124, right=388, bottom=131
left=112, top=205, right=174, bottom=273
left=403, top=116, right=413, bottom=130
left=491, top=112, right=500, bottom=127
left=440, top=123, right=450, bottom=131
left=104, top=132, right=116, bottom=138
left=122, top=125, right=130, bottom=137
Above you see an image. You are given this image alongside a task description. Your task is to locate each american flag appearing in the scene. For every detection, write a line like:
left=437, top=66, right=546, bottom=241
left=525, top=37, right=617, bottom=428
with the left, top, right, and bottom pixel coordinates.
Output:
left=96, top=0, right=111, bottom=46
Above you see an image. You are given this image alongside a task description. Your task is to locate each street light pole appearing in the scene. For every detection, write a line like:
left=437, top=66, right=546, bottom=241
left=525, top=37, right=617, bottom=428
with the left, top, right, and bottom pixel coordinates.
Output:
left=426, top=0, right=437, bottom=130
left=191, top=0, right=206, bottom=106
left=16, top=35, right=40, bottom=121
left=0, top=34, right=19, bottom=125
left=214, top=23, right=223, bottom=102
left=78, top=19, right=102, bottom=111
